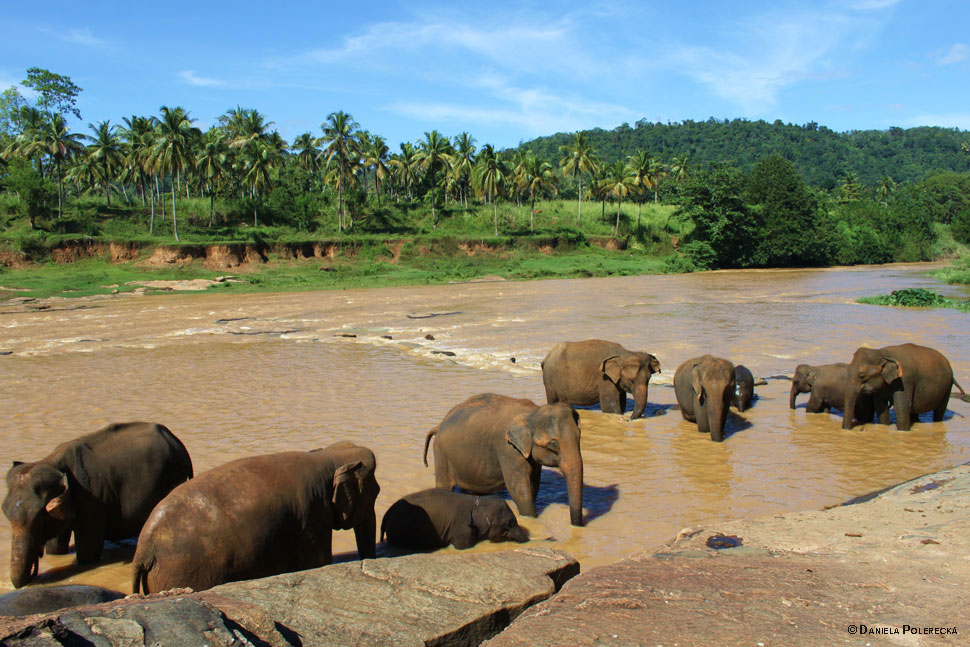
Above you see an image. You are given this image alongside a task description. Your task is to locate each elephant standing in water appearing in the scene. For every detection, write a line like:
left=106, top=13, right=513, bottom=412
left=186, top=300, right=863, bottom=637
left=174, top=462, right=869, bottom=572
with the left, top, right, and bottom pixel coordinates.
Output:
left=542, top=340, right=661, bottom=420
left=733, top=365, right=755, bottom=412
left=2, top=422, right=193, bottom=588
left=423, top=393, right=585, bottom=526
left=132, top=441, right=379, bottom=594
left=843, top=343, right=968, bottom=431
left=381, top=488, right=528, bottom=550
left=674, top=355, right=736, bottom=442
left=790, top=363, right=875, bottom=423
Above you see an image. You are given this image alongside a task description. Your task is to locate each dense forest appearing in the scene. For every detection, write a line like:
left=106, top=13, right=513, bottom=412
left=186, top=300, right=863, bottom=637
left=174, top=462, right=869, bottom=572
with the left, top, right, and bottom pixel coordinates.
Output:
left=2, top=67, right=970, bottom=275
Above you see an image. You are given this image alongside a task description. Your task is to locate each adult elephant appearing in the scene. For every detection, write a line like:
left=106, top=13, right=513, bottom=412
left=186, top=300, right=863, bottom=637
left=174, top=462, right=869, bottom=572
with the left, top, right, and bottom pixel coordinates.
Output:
left=843, top=343, right=967, bottom=431
left=132, top=441, right=379, bottom=594
left=790, top=363, right=875, bottom=423
left=381, top=489, right=528, bottom=550
left=2, top=422, right=193, bottom=589
left=542, top=340, right=661, bottom=420
left=674, top=355, right=736, bottom=442
left=423, top=393, right=584, bottom=526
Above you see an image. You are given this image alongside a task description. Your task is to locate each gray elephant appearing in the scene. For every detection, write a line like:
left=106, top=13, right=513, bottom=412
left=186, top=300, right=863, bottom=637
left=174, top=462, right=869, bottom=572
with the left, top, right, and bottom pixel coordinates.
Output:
left=843, top=343, right=967, bottom=431
left=542, top=340, right=661, bottom=420
left=733, top=365, right=755, bottom=412
left=2, top=422, right=193, bottom=589
left=381, top=488, right=528, bottom=550
left=423, top=393, right=585, bottom=526
left=132, top=441, right=379, bottom=594
left=674, top=355, right=736, bottom=442
left=790, top=363, right=875, bottom=423
left=0, top=585, right=124, bottom=616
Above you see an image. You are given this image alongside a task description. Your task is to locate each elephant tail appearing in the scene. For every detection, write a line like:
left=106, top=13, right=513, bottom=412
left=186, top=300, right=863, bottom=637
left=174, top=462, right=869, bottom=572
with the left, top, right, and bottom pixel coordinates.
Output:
left=422, top=425, right=439, bottom=467
left=953, top=377, right=970, bottom=403
left=131, top=551, right=154, bottom=595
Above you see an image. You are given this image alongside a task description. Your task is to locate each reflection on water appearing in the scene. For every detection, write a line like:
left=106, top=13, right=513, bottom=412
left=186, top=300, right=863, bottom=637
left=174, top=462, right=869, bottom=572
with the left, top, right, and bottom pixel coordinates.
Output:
left=0, top=263, right=968, bottom=592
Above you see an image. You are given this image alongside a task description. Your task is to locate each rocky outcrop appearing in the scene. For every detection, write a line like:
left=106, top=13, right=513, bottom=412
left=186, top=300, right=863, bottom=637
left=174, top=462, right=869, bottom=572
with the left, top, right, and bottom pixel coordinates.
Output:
left=486, top=464, right=970, bottom=647
left=0, top=547, right=578, bottom=647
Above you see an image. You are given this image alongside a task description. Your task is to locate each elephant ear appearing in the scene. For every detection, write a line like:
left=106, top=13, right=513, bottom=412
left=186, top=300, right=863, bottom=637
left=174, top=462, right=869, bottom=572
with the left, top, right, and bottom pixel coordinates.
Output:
left=619, top=357, right=640, bottom=382
left=881, top=358, right=903, bottom=383
left=690, top=365, right=704, bottom=403
left=649, top=356, right=661, bottom=374
left=51, top=442, right=97, bottom=494
left=600, top=356, right=622, bottom=384
left=505, top=414, right=533, bottom=459
left=45, top=472, right=75, bottom=522
left=332, top=461, right=364, bottom=528
left=807, top=368, right=818, bottom=385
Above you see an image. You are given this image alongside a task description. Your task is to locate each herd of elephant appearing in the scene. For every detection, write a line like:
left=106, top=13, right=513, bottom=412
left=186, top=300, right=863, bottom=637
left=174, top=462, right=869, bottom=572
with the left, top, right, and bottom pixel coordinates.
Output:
left=2, top=339, right=967, bottom=598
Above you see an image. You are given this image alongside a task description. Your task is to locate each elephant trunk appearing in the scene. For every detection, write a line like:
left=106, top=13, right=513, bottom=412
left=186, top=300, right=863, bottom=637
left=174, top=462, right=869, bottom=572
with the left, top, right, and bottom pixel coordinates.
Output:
left=708, top=397, right=728, bottom=443
left=630, top=380, right=648, bottom=420
left=843, top=389, right=859, bottom=430
left=560, top=444, right=584, bottom=527
left=354, top=508, right=377, bottom=560
left=789, top=382, right=800, bottom=410
left=9, top=529, right=39, bottom=589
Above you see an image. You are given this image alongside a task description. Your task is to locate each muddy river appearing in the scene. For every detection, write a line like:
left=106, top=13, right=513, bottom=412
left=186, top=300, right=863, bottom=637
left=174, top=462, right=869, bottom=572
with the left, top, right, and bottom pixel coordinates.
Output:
left=1, top=263, right=968, bottom=594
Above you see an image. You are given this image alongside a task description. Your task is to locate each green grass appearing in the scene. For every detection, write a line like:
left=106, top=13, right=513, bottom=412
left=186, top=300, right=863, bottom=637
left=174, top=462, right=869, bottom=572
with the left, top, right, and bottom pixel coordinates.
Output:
left=857, top=288, right=970, bottom=313
left=932, top=255, right=970, bottom=285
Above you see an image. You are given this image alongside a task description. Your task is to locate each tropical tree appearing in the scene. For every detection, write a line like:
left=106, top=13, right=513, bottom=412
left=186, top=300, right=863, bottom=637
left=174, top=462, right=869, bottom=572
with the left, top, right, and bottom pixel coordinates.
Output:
left=670, top=154, right=691, bottom=183
left=474, top=144, right=507, bottom=235
left=241, top=140, right=282, bottom=226
left=625, top=150, right=651, bottom=231
left=83, top=120, right=123, bottom=206
left=515, top=154, right=557, bottom=232
left=416, top=130, right=452, bottom=221
left=317, top=110, right=361, bottom=231
left=389, top=142, right=419, bottom=201
left=364, top=134, right=390, bottom=204
left=35, top=114, right=85, bottom=217
left=450, top=132, right=477, bottom=207
left=197, top=129, right=229, bottom=226
left=559, top=131, right=598, bottom=224
left=151, top=106, right=200, bottom=241
left=838, top=171, right=863, bottom=202
left=877, top=175, right=897, bottom=205
left=603, top=161, right=634, bottom=235
left=291, top=132, right=320, bottom=174
left=647, top=158, right=666, bottom=204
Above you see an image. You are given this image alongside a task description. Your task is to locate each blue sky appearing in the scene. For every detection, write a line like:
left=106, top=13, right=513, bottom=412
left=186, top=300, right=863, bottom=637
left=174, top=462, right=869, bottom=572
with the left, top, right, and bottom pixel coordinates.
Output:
left=1, top=0, right=967, bottom=150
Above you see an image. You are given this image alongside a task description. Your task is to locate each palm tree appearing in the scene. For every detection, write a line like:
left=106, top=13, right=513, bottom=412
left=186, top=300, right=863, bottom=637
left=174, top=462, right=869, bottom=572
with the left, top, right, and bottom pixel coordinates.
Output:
left=151, top=106, right=200, bottom=241
left=83, top=120, right=123, bottom=206
left=474, top=144, right=507, bottom=236
left=625, top=151, right=651, bottom=231
left=838, top=171, right=863, bottom=203
left=364, top=134, right=390, bottom=205
left=389, top=142, right=419, bottom=201
left=316, top=110, right=361, bottom=231
left=516, top=154, right=557, bottom=232
left=669, top=154, right=691, bottom=183
left=36, top=114, right=85, bottom=218
left=559, top=132, right=598, bottom=224
left=876, top=175, right=897, bottom=205
left=451, top=132, right=477, bottom=207
left=291, top=132, right=320, bottom=174
left=416, top=130, right=452, bottom=221
left=241, top=140, right=281, bottom=226
left=197, top=129, right=229, bottom=226
left=603, top=161, right=634, bottom=235
left=647, top=158, right=666, bottom=204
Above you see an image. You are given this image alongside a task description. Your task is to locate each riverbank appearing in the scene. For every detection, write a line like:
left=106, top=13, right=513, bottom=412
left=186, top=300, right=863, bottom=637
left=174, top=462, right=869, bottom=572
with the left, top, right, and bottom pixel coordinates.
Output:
left=2, top=464, right=966, bottom=645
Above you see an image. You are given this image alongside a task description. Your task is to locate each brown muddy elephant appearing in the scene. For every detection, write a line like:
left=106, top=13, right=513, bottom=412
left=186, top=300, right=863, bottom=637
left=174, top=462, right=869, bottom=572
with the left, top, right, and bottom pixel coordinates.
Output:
left=542, top=340, right=661, bottom=420
left=423, top=393, right=585, bottom=526
left=732, top=365, right=755, bottom=412
left=790, top=362, right=875, bottom=424
left=674, top=355, right=736, bottom=442
left=843, top=343, right=967, bottom=431
left=132, top=441, right=379, bottom=594
left=381, top=488, right=528, bottom=550
left=2, top=422, right=193, bottom=589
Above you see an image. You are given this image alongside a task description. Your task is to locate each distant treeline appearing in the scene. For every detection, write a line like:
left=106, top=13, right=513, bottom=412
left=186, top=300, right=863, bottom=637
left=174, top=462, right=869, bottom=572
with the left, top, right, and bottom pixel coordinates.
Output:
left=519, top=118, right=970, bottom=189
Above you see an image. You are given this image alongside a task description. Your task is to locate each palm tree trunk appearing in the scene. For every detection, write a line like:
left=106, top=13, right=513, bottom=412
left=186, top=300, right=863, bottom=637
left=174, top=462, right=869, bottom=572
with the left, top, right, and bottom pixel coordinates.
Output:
left=493, top=197, right=498, bottom=236
left=337, top=185, right=343, bottom=232
left=56, top=160, right=63, bottom=219
left=637, top=200, right=642, bottom=232
left=577, top=177, right=582, bottom=224
left=149, top=176, right=155, bottom=235
left=209, top=189, right=214, bottom=228
left=173, top=170, right=180, bottom=242
left=530, top=192, right=536, bottom=232
left=614, top=197, right=622, bottom=236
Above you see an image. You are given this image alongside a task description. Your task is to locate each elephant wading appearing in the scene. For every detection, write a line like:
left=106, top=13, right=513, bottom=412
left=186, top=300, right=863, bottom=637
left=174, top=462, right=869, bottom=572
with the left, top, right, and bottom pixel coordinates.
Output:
left=132, top=441, right=379, bottom=594
left=2, top=422, right=193, bottom=589
left=733, top=365, right=755, bottom=412
left=423, top=393, right=585, bottom=526
left=674, top=355, right=736, bottom=442
left=790, top=363, right=875, bottom=423
left=843, top=343, right=968, bottom=431
left=381, top=488, right=528, bottom=550
left=542, top=340, right=660, bottom=420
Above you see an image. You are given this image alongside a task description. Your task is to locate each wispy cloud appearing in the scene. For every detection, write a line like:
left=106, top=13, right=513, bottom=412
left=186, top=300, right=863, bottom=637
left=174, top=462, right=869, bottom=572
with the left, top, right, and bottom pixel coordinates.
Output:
left=178, top=70, right=226, bottom=87
left=904, top=112, right=970, bottom=129
left=846, top=0, right=901, bottom=10
left=937, top=43, right=969, bottom=65
left=49, top=27, right=111, bottom=49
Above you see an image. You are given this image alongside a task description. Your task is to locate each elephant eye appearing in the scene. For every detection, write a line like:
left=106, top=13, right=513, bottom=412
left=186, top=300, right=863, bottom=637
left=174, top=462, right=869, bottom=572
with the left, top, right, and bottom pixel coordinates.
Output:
left=545, top=439, right=560, bottom=452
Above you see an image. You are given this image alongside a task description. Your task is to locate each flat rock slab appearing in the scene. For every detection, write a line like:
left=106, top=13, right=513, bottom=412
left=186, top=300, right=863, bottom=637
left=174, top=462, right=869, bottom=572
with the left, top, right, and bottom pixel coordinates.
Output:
left=0, top=547, right=577, bottom=647
left=487, top=464, right=970, bottom=647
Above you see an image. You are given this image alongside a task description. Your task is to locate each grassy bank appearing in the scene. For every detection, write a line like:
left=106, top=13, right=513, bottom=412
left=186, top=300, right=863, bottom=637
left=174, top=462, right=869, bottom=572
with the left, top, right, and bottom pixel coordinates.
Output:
left=857, top=288, right=970, bottom=313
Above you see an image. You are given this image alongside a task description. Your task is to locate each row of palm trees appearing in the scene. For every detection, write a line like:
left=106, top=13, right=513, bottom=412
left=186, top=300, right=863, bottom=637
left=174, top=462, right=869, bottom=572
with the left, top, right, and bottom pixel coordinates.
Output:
left=2, top=105, right=690, bottom=238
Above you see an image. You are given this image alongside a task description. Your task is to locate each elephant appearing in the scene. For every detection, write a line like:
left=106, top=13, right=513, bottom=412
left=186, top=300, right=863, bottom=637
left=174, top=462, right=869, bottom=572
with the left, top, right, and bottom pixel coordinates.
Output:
left=674, top=355, right=736, bottom=442
left=0, top=585, right=124, bottom=616
left=423, top=393, right=585, bottom=526
left=843, top=343, right=967, bottom=431
left=380, top=488, right=529, bottom=550
left=733, top=365, right=755, bottom=412
left=2, top=422, right=193, bottom=589
left=542, top=340, right=661, bottom=420
left=131, top=441, right=379, bottom=594
left=790, top=363, right=876, bottom=423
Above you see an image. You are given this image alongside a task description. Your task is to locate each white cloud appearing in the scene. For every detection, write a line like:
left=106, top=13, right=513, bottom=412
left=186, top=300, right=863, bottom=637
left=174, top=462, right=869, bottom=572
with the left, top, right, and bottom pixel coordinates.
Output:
left=903, top=112, right=970, bottom=129
left=937, top=44, right=969, bottom=65
left=178, top=70, right=226, bottom=87
left=846, top=0, right=901, bottom=10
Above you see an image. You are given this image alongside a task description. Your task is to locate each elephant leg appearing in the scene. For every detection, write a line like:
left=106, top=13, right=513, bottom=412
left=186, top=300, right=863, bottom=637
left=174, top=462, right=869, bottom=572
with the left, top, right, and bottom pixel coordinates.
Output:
left=855, top=397, right=875, bottom=424
left=45, top=529, right=72, bottom=555
left=433, top=451, right=454, bottom=490
left=598, top=382, right=623, bottom=414
left=74, top=525, right=106, bottom=564
left=530, top=464, right=542, bottom=500
left=354, top=509, right=377, bottom=560
left=805, top=393, right=824, bottom=413
left=875, top=397, right=892, bottom=425
left=696, top=406, right=711, bottom=436
left=893, top=389, right=914, bottom=431
left=543, top=381, right=558, bottom=405
left=503, top=463, right=537, bottom=518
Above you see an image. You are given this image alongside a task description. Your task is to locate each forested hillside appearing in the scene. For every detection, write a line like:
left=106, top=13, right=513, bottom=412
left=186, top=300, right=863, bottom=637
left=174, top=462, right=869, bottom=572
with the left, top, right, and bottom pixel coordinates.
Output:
left=519, top=119, right=970, bottom=189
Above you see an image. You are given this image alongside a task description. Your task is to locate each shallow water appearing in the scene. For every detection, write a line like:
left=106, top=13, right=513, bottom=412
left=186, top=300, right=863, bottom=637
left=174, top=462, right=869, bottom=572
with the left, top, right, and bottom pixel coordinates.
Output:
left=1, top=263, right=968, bottom=593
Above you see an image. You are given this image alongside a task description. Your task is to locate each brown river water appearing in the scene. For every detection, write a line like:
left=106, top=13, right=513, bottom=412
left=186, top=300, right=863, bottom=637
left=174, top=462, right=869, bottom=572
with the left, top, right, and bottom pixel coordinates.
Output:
left=1, top=263, right=968, bottom=594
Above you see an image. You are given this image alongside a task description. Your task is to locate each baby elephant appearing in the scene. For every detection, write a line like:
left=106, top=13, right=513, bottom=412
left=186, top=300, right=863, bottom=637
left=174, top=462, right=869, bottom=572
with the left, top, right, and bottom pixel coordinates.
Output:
left=381, top=489, right=529, bottom=550
left=733, top=365, right=755, bottom=412
left=790, top=363, right=875, bottom=424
